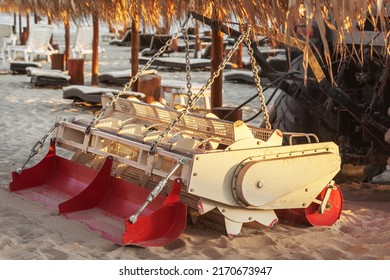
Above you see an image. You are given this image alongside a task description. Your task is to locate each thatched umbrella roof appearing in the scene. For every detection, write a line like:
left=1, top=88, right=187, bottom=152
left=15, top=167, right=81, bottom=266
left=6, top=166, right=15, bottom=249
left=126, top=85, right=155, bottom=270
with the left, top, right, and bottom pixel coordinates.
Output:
left=3, top=1, right=387, bottom=54
left=2, top=0, right=388, bottom=84
left=2, top=0, right=388, bottom=42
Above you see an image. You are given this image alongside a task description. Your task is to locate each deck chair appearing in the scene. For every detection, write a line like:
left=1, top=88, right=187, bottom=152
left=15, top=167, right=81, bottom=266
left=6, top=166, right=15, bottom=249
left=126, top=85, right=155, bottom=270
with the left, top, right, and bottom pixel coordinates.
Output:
left=63, top=85, right=145, bottom=104
left=141, top=35, right=178, bottom=57
left=71, top=25, right=105, bottom=59
left=98, top=69, right=157, bottom=85
left=109, top=29, right=131, bottom=46
left=139, top=33, right=154, bottom=50
left=26, top=67, right=70, bottom=87
left=0, top=24, right=15, bottom=65
left=10, top=24, right=58, bottom=62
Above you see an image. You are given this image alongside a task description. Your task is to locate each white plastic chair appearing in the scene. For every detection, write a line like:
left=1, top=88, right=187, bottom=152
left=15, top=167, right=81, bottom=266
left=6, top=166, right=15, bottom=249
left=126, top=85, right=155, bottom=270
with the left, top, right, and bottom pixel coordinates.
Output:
left=10, top=24, right=58, bottom=62
left=0, top=24, right=14, bottom=65
left=71, top=25, right=105, bottom=59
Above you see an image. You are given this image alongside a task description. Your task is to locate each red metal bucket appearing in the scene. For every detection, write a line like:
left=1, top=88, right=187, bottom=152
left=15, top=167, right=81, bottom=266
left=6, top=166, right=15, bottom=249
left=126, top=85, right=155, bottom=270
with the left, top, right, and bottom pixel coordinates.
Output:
left=10, top=141, right=187, bottom=247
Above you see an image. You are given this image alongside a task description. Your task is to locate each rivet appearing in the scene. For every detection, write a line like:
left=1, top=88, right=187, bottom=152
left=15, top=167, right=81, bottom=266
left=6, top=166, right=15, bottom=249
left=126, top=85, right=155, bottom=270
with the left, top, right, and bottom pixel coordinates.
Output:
left=190, top=188, right=195, bottom=192
left=193, top=172, right=197, bottom=176
left=195, top=156, right=199, bottom=160
left=302, top=203, right=306, bottom=207
left=256, top=180, right=264, bottom=189
left=248, top=217, right=253, bottom=221
left=305, top=188, right=309, bottom=192
left=221, top=209, right=226, bottom=213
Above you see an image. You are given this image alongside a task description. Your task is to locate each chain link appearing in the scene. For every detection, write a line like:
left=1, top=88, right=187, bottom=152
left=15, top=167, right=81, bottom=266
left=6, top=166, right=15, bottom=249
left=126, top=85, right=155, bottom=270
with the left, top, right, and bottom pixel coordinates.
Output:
left=245, top=29, right=272, bottom=129
left=183, top=28, right=193, bottom=102
left=85, top=24, right=190, bottom=134
left=17, top=122, right=59, bottom=174
left=149, top=26, right=252, bottom=153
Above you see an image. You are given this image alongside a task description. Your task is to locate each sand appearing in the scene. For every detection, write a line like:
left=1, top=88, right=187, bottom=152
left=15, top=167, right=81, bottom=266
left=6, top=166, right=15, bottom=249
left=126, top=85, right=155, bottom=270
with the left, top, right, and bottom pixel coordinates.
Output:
left=0, top=30, right=389, bottom=261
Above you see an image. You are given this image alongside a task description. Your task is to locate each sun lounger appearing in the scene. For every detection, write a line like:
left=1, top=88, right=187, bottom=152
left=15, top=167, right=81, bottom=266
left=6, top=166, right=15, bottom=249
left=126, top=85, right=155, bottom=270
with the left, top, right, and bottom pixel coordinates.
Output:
left=26, top=67, right=71, bottom=87
left=109, top=29, right=131, bottom=46
left=71, top=25, right=105, bottom=59
left=139, top=56, right=230, bottom=70
left=63, top=85, right=145, bottom=104
left=98, top=69, right=158, bottom=85
left=139, top=33, right=154, bottom=50
left=141, top=34, right=178, bottom=57
left=0, top=24, right=15, bottom=66
left=224, top=71, right=256, bottom=84
left=10, top=61, right=41, bottom=74
left=9, top=24, right=58, bottom=62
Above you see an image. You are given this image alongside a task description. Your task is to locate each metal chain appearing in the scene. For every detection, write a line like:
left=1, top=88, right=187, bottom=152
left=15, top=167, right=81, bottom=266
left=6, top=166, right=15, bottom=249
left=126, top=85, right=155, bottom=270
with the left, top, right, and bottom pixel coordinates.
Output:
left=149, top=26, right=252, bottom=153
left=183, top=28, right=193, bottom=102
left=245, top=31, right=272, bottom=129
left=85, top=19, right=192, bottom=134
left=17, top=122, right=59, bottom=174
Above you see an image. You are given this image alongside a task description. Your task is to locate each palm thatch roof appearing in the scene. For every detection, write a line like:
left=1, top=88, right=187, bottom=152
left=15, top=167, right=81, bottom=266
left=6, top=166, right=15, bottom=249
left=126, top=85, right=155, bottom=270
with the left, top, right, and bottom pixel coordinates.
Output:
left=1, top=0, right=388, bottom=71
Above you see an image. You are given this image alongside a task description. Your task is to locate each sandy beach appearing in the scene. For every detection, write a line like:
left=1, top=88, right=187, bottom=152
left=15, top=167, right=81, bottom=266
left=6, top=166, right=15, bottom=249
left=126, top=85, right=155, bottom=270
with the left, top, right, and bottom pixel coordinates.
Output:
left=0, top=29, right=390, bottom=261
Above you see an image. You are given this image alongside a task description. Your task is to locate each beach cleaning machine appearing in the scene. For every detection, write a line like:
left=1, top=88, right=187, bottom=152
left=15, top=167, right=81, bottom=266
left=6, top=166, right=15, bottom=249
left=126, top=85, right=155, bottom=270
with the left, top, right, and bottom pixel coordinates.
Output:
left=9, top=25, right=343, bottom=247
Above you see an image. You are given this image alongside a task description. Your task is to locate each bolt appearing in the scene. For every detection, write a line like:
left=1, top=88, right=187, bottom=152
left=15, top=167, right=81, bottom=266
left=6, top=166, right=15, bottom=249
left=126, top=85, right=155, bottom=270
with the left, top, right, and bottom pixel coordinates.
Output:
left=256, top=180, right=264, bottom=189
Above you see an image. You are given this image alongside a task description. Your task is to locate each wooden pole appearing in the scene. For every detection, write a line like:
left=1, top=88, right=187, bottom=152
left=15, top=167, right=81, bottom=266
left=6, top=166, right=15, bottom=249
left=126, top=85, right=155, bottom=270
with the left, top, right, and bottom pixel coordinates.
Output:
left=34, top=11, right=39, bottom=24
left=237, top=25, right=243, bottom=69
left=210, top=11, right=224, bottom=108
left=194, top=20, right=201, bottom=58
left=48, top=15, right=53, bottom=45
left=131, top=4, right=140, bottom=91
left=13, top=13, right=16, bottom=34
left=18, top=13, right=22, bottom=40
left=64, top=19, right=70, bottom=70
left=91, top=11, right=99, bottom=86
left=26, top=13, right=30, bottom=40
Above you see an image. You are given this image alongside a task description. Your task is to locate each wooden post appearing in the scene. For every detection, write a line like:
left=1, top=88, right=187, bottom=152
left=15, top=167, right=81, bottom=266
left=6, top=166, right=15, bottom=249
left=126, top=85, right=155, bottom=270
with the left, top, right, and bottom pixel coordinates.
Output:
left=131, top=4, right=140, bottom=91
left=51, top=53, right=65, bottom=71
left=237, top=25, right=243, bottom=69
left=211, top=20, right=224, bottom=108
left=13, top=13, right=16, bottom=34
left=91, top=11, right=99, bottom=86
left=48, top=15, right=53, bottom=45
left=194, top=21, right=202, bottom=58
left=138, top=74, right=162, bottom=103
left=68, top=59, right=84, bottom=85
left=18, top=14, right=22, bottom=42
left=64, top=19, right=70, bottom=70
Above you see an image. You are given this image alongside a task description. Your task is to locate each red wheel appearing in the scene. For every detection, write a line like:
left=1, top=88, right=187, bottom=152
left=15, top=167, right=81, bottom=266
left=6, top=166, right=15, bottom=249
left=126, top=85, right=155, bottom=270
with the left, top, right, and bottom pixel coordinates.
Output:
left=304, top=184, right=343, bottom=226
left=275, top=184, right=343, bottom=226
